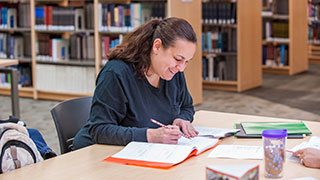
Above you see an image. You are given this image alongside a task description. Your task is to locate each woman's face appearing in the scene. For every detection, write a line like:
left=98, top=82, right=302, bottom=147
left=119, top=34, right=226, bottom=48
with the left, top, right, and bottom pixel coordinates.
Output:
left=150, top=38, right=196, bottom=81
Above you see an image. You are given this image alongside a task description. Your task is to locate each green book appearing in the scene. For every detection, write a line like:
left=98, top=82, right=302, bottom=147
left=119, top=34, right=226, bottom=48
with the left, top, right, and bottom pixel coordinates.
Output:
left=241, top=122, right=312, bottom=135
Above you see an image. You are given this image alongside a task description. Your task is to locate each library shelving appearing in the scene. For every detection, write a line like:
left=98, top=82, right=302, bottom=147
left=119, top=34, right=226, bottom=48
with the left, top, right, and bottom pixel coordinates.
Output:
left=307, top=0, right=320, bottom=64
left=0, top=0, right=203, bottom=105
left=0, top=0, right=33, bottom=98
left=262, top=0, right=308, bottom=75
left=201, top=0, right=262, bottom=92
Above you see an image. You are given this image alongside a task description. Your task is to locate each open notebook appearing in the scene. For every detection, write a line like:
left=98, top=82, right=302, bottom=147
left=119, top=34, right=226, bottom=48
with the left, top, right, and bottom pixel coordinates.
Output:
left=104, top=136, right=220, bottom=169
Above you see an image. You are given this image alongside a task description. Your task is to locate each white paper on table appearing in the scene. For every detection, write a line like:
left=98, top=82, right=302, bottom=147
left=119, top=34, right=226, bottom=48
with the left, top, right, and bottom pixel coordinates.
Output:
left=194, top=126, right=240, bottom=138
left=287, top=136, right=320, bottom=162
left=290, top=136, right=320, bottom=152
left=290, top=177, right=317, bottom=180
left=112, top=142, right=195, bottom=164
left=208, top=145, right=263, bottom=159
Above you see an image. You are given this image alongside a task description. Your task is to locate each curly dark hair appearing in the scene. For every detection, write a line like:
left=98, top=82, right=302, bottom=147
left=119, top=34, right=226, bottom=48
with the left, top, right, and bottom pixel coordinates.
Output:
left=107, top=17, right=197, bottom=77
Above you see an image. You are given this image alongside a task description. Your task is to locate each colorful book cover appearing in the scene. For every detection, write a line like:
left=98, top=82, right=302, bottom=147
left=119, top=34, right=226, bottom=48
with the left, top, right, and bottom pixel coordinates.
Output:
left=241, top=122, right=312, bottom=135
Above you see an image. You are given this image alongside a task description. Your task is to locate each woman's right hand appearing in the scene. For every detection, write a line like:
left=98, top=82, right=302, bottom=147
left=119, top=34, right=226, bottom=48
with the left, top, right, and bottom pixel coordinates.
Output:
left=147, top=125, right=182, bottom=144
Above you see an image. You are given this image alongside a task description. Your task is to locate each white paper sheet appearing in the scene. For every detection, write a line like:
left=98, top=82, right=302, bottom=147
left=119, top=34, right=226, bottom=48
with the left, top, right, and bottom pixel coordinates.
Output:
left=208, top=145, right=263, bottom=159
left=194, top=126, right=240, bottom=138
left=112, top=142, right=195, bottom=164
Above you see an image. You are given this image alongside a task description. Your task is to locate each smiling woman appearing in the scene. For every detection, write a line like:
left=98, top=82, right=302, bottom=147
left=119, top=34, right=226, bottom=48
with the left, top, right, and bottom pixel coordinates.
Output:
left=73, top=17, right=199, bottom=149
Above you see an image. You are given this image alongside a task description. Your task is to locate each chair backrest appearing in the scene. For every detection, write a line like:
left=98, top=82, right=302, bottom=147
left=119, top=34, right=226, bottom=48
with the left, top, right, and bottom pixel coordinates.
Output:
left=50, top=96, right=92, bottom=154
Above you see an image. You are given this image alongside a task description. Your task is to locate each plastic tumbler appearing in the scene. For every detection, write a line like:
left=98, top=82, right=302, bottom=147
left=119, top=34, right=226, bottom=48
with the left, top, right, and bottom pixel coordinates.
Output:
left=262, top=129, right=287, bottom=178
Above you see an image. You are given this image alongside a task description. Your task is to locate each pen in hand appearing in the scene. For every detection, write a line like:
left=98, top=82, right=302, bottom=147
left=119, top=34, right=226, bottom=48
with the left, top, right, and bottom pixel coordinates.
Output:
left=150, top=118, right=185, bottom=137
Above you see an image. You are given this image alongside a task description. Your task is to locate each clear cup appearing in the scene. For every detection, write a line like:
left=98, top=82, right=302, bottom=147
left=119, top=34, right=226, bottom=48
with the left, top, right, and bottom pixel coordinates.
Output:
left=262, top=129, right=287, bottom=178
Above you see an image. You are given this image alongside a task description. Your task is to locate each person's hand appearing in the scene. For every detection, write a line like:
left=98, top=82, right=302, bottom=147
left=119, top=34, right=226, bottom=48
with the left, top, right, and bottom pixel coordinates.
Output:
left=294, top=148, right=320, bottom=168
left=173, top=118, right=198, bottom=138
left=147, top=125, right=182, bottom=144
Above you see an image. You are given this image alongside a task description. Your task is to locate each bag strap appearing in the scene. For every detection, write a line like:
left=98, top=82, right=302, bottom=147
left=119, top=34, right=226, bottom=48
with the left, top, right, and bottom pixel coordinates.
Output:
left=10, top=146, right=21, bottom=169
left=0, top=116, right=19, bottom=124
left=0, top=116, right=25, bottom=126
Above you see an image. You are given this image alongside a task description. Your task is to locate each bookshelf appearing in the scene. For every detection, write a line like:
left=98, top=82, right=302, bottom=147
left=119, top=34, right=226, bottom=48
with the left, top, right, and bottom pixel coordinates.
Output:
left=0, top=0, right=33, bottom=98
left=0, top=0, right=203, bottom=104
left=202, top=0, right=262, bottom=92
left=262, top=0, right=308, bottom=75
left=308, top=0, right=320, bottom=64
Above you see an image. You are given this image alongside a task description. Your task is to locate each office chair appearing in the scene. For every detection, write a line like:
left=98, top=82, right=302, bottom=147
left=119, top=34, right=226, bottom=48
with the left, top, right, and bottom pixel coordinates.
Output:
left=50, top=96, right=92, bottom=154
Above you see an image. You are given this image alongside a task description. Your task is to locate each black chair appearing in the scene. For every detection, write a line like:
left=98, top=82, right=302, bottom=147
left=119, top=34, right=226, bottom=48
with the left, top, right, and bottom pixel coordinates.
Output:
left=50, top=96, right=92, bottom=154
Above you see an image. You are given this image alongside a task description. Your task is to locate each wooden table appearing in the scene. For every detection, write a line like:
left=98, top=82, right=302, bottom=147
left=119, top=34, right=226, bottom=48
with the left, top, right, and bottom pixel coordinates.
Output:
left=0, top=59, right=20, bottom=118
left=1, top=111, right=320, bottom=179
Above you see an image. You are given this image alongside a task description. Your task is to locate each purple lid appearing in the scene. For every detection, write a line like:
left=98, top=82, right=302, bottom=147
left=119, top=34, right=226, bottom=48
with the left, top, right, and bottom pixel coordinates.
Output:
left=262, top=129, right=287, bottom=138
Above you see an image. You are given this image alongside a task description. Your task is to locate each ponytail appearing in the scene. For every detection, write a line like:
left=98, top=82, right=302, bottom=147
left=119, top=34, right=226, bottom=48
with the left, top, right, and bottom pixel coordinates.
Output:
left=108, top=17, right=197, bottom=77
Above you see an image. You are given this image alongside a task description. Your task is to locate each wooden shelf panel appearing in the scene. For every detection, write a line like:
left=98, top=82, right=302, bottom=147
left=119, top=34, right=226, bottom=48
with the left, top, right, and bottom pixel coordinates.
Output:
left=309, top=45, right=320, bottom=51
left=203, top=80, right=238, bottom=91
left=262, top=14, right=289, bottom=20
left=35, top=29, right=94, bottom=34
left=262, top=40, right=289, bottom=45
left=36, top=60, right=95, bottom=67
left=0, top=28, right=31, bottom=32
left=308, top=55, right=320, bottom=60
left=37, top=90, right=92, bottom=101
left=203, top=52, right=237, bottom=57
left=262, top=65, right=290, bottom=75
left=202, top=23, right=237, bottom=28
left=0, top=87, right=34, bottom=98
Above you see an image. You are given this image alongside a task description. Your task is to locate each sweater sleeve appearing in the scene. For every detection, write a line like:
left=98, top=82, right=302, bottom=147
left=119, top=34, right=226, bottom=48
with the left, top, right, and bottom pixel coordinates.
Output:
left=87, top=71, right=147, bottom=146
left=175, top=73, right=195, bottom=122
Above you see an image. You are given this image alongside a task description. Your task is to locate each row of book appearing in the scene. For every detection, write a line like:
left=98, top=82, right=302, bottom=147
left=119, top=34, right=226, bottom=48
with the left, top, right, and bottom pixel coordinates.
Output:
left=36, top=64, right=95, bottom=94
left=308, top=23, right=320, bottom=44
left=262, top=0, right=288, bottom=16
left=0, top=3, right=30, bottom=28
left=202, top=55, right=237, bottom=81
left=262, top=44, right=289, bottom=66
left=101, top=35, right=122, bottom=64
left=0, top=33, right=31, bottom=59
left=0, top=64, right=32, bottom=87
left=263, top=20, right=289, bottom=41
left=36, top=33, right=95, bottom=62
left=309, top=1, right=320, bottom=21
left=99, top=3, right=165, bottom=32
left=35, top=5, right=94, bottom=31
left=202, top=28, right=237, bottom=54
left=202, top=1, right=236, bottom=24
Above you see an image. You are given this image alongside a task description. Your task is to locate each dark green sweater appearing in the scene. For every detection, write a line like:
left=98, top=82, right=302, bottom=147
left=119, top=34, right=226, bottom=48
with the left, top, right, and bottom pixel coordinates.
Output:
left=73, top=60, right=194, bottom=149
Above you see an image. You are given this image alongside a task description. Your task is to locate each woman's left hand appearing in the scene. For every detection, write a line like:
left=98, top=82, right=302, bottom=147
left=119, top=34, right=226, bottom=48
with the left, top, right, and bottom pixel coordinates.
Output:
left=173, top=118, right=198, bottom=138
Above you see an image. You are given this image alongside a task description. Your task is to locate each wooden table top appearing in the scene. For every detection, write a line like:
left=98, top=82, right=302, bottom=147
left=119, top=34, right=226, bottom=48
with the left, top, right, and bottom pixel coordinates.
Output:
left=1, top=110, right=319, bottom=179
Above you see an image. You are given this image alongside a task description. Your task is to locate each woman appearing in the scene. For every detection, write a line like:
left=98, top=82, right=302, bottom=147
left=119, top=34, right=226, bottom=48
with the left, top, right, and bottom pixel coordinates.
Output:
left=73, top=17, right=198, bottom=149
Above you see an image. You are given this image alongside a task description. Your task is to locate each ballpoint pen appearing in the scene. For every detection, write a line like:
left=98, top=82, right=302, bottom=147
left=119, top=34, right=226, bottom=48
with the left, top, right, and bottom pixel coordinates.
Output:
left=150, top=118, right=186, bottom=137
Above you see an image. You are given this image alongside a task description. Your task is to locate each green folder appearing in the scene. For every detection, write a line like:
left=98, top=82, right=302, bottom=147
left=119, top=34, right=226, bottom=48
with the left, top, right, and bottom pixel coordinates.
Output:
left=241, top=122, right=312, bottom=135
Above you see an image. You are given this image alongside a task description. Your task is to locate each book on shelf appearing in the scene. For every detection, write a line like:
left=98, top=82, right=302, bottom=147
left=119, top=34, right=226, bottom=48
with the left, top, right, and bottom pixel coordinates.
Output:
left=206, top=164, right=259, bottom=180
left=104, top=137, right=221, bottom=169
left=74, top=8, right=85, bottom=30
left=263, top=44, right=288, bottom=66
left=273, top=0, right=288, bottom=15
left=202, top=55, right=237, bottom=81
left=35, top=4, right=94, bottom=31
left=202, top=1, right=236, bottom=24
left=98, top=2, right=165, bottom=32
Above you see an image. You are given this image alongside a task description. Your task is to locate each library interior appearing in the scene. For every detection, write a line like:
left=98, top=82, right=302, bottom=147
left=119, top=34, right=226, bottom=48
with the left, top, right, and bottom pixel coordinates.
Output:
left=0, top=0, right=320, bottom=179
